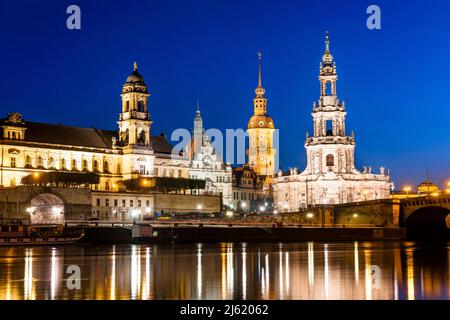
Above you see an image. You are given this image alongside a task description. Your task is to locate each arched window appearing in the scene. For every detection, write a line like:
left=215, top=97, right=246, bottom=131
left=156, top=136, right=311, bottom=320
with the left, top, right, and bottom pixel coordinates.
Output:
left=82, top=159, right=88, bottom=171
left=71, top=159, right=77, bottom=171
left=326, top=154, right=334, bottom=167
left=103, top=161, right=110, bottom=173
left=60, top=158, right=66, bottom=170
left=49, top=157, right=55, bottom=169
left=37, top=156, right=44, bottom=168
left=138, top=100, right=144, bottom=112
left=122, top=128, right=129, bottom=144
left=137, top=128, right=145, bottom=145
left=25, top=155, right=32, bottom=167
left=93, top=160, right=99, bottom=173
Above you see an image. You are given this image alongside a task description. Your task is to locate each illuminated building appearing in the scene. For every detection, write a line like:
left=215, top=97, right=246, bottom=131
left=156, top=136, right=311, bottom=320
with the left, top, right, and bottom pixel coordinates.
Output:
left=187, top=106, right=232, bottom=207
left=272, top=33, right=391, bottom=211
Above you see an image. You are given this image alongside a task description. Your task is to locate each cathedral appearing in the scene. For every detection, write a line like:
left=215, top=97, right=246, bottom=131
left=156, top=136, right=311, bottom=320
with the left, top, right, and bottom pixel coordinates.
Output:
left=272, top=33, right=391, bottom=211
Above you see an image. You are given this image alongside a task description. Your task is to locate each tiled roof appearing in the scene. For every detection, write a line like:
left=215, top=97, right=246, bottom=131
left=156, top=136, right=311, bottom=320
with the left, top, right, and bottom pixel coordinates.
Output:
left=0, top=119, right=174, bottom=154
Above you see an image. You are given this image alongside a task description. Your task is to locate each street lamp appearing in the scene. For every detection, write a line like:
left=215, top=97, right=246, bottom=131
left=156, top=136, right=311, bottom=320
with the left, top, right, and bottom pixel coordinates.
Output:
left=306, top=213, right=314, bottom=225
left=259, top=206, right=266, bottom=213
left=403, top=186, right=412, bottom=197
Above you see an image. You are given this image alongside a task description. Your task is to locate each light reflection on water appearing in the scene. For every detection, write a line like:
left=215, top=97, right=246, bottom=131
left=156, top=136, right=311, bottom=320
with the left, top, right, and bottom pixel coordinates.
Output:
left=0, top=241, right=449, bottom=300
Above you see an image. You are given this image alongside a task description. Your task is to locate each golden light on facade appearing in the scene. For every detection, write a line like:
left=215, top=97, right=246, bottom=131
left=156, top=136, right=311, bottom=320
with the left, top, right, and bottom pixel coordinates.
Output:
left=33, top=172, right=40, bottom=178
left=431, top=192, right=439, bottom=197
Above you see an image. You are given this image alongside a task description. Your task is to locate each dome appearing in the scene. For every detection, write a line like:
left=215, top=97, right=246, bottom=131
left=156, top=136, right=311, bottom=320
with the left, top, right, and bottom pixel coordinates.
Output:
left=126, top=70, right=145, bottom=84
left=248, top=114, right=275, bottom=129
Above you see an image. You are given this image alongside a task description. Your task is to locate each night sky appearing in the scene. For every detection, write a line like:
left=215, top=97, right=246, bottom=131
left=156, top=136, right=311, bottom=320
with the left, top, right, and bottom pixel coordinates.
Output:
left=0, top=0, right=449, bottom=189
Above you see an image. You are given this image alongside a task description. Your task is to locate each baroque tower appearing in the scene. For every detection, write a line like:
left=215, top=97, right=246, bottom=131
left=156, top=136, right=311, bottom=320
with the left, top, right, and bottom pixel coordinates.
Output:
left=118, top=62, right=154, bottom=178
left=304, top=33, right=356, bottom=176
left=247, top=52, right=276, bottom=177
left=118, top=62, right=152, bottom=147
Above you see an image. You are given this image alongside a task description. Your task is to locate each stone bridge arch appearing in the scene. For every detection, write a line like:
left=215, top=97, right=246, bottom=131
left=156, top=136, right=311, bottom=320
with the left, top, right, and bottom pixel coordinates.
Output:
left=29, top=192, right=65, bottom=224
left=403, top=206, right=450, bottom=239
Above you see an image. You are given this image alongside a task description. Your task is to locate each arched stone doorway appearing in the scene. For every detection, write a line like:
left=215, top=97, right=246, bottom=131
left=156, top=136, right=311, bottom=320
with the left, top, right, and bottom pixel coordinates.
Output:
left=29, top=193, right=65, bottom=224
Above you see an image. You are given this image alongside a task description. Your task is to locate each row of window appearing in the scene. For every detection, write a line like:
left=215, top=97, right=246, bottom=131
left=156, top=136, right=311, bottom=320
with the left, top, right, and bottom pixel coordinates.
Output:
left=233, top=192, right=262, bottom=201
left=10, top=155, right=117, bottom=173
left=95, top=198, right=151, bottom=207
left=189, top=175, right=230, bottom=183
left=154, top=167, right=184, bottom=178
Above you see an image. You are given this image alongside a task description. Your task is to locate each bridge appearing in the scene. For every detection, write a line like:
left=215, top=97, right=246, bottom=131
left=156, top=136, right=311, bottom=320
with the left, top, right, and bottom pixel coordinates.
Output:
left=330, top=195, right=450, bottom=238
left=400, top=194, right=450, bottom=234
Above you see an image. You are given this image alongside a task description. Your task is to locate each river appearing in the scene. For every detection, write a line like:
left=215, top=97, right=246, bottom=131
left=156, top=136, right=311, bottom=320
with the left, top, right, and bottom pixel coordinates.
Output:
left=0, top=241, right=449, bottom=300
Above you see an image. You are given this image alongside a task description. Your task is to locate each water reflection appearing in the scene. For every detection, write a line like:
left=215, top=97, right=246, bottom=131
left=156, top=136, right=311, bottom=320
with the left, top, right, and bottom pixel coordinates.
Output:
left=0, top=241, right=449, bottom=300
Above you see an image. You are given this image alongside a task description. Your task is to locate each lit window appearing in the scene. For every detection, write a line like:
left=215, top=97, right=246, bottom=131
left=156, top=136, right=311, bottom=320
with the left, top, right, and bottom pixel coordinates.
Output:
left=10, top=157, right=16, bottom=168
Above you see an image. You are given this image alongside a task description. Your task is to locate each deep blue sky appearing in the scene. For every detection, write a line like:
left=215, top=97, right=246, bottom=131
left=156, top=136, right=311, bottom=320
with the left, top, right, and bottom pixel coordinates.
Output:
left=0, top=0, right=449, bottom=189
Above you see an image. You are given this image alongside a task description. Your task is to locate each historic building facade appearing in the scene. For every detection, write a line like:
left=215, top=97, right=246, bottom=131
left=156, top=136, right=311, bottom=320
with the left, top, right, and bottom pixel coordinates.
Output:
left=188, top=107, right=233, bottom=207
left=231, top=165, right=266, bottom=212
left=272, top=34, right=391, bottom=211
left=0, top=64, right=191, bottom=191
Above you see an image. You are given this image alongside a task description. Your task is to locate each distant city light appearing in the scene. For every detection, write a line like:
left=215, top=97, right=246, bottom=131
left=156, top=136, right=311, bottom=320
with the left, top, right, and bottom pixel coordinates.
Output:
left=273, top=210, right=278, bottom=215
left=145, top=207, right=151, bottom=213
left=353, top=213, right=358, bottom=218
left=306, top=213, right=314, bottom=218
left=33, top=172, right=40, bottom=178
left=241, top=202, right=246, bottom=209
left=197, top=204, right=203, bottom=210
left=259, top=206, right=266, bottom=212
left=225, top=211, right=233, bottom=217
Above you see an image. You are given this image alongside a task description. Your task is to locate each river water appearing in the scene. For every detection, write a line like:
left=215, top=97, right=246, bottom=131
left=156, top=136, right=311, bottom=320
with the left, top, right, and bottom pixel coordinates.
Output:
left=0, top=241, right=449, bottom=300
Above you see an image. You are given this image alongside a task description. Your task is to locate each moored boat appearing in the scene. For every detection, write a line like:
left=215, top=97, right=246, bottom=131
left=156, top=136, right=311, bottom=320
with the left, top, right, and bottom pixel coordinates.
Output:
left=0, top=220, right=84, bottom=246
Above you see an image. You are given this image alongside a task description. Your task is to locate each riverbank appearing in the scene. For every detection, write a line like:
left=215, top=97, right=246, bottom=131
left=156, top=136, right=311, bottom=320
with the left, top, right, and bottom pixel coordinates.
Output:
left=69, top=224, right=406, bottom=244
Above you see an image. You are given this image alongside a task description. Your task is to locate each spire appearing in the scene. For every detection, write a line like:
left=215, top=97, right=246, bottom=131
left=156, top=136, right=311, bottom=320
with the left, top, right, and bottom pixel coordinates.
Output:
left=134, top=61, right=138, bottom=71
left=194, top=100, right=202, bottom=121
left=320, top=32, right=336, bottom=75
left=255, top=51, right=266, bottom=98
left=257, top=51, right=263, bottom=88
left=322, top=32, right=333, bottom=64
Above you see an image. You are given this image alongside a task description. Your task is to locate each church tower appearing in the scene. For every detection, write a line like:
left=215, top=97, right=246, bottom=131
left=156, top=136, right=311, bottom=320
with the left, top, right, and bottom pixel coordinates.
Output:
left=247, top=52, right=276, bottom=177
left=118, top=62, right=154, bottom=179
left=118, top=62, right=152, bottom=148
left=193, top=102, right=203, bottom=156
left=304, top=33, right=356, bottom=175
